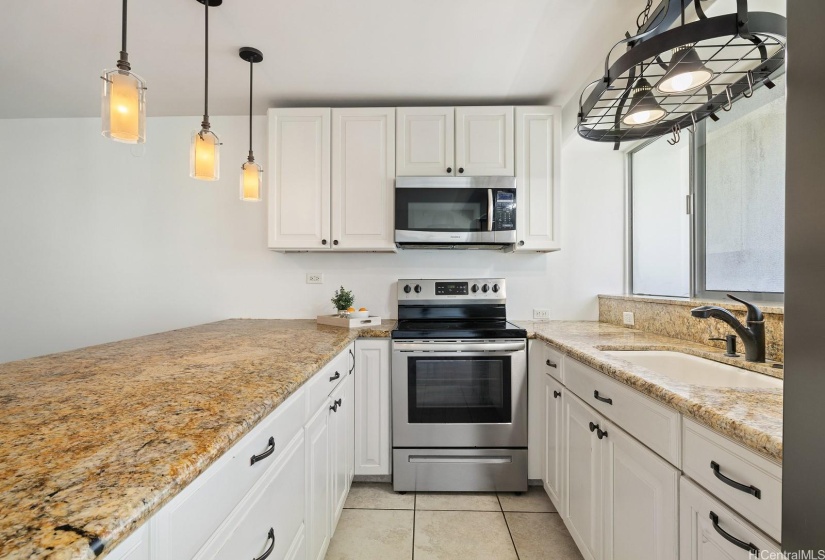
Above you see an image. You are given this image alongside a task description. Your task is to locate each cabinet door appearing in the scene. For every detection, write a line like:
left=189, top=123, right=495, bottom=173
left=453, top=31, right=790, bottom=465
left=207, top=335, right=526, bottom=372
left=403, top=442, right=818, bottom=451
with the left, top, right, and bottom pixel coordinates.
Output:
left=331, top=108, right=396, bottom=251
left=602, top=421, right=679, bottom=560
left=354, top=340, right=392, bottom=476
left=514, top=106, right=561, bottom=252
left=544, top=377, right=564, bottom=511
left=106, top=524, right=150, bottom=560
left=330, top=374, right=351, bottom=533
left=396, top=107, right=455, bottom=176
left=455, top=106, right=515, bottom=176
left=527, top=340, right=546, bottom=480
left=267, top=108, right=331, bottom=251
left=680, top=477, right=782, bottom=560
left=563, top=393, right=604, bottom=560
left=305, top=400, right=331, bottom=560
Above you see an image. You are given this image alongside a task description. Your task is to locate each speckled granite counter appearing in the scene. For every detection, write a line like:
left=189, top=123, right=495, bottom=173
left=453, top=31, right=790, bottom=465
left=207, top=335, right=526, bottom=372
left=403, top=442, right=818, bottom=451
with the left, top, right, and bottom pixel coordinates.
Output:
left=0, top=319, right=393, bottom=560
left=516, top=320, right=783, bottom=463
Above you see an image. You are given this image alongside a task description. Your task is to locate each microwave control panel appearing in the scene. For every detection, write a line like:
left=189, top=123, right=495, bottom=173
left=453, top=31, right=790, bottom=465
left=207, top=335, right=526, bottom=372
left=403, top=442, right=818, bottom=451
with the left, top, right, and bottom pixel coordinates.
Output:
left=494, top=191, right=516, bottom=230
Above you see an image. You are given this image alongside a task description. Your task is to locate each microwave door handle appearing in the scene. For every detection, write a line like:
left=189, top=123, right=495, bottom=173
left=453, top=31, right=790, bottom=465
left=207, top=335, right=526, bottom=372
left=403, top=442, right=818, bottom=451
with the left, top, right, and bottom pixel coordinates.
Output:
left=487, top=189, right=494, bottom=231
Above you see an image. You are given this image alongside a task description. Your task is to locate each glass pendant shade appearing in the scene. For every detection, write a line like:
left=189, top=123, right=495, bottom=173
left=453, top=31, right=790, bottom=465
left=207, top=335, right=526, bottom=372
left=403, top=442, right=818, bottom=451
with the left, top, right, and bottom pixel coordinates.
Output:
left=101, top=69, right=146, bottom=143
left=656, top=45, right=713, bottom=94
left=623, top=78, right=666, bottom=126
left=241, top=159, right=263, bottom=201
left=190, top=129, right=220, bottom=181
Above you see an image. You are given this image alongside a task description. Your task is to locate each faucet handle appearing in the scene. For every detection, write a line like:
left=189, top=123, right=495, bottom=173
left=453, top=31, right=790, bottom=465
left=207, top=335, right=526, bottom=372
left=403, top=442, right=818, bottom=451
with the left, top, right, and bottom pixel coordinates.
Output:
left=726, top=294, right=764, bottom=323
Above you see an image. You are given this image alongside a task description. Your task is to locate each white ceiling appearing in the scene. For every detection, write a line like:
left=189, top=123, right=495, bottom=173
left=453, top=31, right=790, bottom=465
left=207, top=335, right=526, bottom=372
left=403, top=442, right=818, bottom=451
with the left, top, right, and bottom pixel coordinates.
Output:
left=0, top=0, right=644, bottom=119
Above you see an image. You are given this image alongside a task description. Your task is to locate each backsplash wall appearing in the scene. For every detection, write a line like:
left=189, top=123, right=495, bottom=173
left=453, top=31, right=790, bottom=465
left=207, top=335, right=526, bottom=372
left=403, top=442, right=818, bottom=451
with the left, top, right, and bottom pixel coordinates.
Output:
left=598, top=294, right=785, bottom=362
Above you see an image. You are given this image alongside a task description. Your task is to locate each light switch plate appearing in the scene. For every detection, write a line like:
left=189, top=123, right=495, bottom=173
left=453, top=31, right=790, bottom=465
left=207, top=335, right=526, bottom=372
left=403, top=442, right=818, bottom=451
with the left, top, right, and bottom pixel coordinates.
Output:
left=622, top=311, right=635, bottom=326
left=533, top=309, right=551, bottom=320
left=306, top=273, right=323, bottom=284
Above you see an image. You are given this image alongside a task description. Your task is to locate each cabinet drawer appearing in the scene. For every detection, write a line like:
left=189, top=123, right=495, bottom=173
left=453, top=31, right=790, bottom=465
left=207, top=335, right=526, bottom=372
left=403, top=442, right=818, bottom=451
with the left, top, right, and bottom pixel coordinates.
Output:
left=196, top=431, right=307, bottom=560
left=308, top=347, right=351, bottom=414
left=155, top=387, right=306, bottom=560
left=682, top=418, right=781, bottom=542
left=542, top=343, right=564, bottom=383
left=565, top=358, right=681, bottom=466
left=106, top=524, right=150, bottom=560
left=680, top=477, right=780, bottom=559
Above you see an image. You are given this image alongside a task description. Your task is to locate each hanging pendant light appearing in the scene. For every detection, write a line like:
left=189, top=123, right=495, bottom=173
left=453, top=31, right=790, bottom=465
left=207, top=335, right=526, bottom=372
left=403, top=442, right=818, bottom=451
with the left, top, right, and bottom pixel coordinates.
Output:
left=655, top=45, right=714, bottom=94
left=190, top=0, right=222, bottom=181
left=622, top=77, right=666, bottom=126
left=101, top=0, right=147, bottom=144
left=239, top=47, right=263, bottom=202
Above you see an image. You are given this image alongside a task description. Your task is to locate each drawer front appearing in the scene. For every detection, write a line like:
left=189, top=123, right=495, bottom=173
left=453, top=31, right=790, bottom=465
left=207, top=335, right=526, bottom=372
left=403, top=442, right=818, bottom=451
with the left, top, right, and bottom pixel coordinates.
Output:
left=682, top=418, right=781, bottom=542
left=156, top=387, right=306, bottom=560
left=106, top=524, right=150, bottom=560
left=308, top=347, right=351, bottom=414
left=680, top=477, right=781, bottom=559
left=565, top=357, right=681, bottom=466
left=197, top=431, right=307, bottom=560
left=543, top=343, right=565, bottom=383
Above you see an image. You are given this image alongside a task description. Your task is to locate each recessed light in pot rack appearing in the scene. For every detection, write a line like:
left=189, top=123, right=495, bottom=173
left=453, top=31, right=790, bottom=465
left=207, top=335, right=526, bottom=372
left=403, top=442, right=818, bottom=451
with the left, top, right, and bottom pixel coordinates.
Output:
left=239, top=47, right=264, bottom=202
left=190, top=0, right=223, bottom=181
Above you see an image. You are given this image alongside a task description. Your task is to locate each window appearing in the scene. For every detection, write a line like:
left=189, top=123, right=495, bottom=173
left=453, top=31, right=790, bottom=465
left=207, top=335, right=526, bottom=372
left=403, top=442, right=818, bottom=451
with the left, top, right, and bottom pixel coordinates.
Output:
left=630, top=75, right=786, bottom=301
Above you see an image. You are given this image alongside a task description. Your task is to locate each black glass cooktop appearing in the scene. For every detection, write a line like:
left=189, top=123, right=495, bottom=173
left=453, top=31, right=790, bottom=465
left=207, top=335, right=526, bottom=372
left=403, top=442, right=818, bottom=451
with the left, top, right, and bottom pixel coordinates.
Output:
left=392, top=319, right=527, bottom=340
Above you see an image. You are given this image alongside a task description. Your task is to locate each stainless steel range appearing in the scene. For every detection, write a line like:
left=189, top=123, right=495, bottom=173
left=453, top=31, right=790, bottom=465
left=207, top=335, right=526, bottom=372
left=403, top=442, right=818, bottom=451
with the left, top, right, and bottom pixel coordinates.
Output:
left=391, top=278, right=528, bottom=492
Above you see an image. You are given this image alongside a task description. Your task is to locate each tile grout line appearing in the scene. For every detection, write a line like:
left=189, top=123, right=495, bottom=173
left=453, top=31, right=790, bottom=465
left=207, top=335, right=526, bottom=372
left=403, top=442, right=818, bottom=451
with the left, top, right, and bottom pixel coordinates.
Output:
left=498, top=493, right=522, bottom=560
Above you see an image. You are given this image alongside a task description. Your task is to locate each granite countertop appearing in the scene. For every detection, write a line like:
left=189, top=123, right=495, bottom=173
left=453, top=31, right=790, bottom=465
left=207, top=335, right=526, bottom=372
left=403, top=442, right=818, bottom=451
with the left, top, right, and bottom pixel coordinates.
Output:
left=517, top=320, right=783, bottom=463
left=0, top=319, right=394, bottom=560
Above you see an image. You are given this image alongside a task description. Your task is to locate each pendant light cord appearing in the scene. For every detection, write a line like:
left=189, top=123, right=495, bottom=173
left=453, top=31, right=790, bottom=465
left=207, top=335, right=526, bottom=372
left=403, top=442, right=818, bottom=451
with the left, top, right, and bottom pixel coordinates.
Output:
left=202, top=0, right=210, bottom=129
left=248, top=59, right=254, bottom=159
left=117, top=0, right=131, bottom=71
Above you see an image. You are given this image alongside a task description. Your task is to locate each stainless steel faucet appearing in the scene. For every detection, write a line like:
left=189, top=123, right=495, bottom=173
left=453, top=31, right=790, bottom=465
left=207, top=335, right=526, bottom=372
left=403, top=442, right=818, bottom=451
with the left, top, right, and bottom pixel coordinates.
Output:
left=690, top=294, right=766, bottom=363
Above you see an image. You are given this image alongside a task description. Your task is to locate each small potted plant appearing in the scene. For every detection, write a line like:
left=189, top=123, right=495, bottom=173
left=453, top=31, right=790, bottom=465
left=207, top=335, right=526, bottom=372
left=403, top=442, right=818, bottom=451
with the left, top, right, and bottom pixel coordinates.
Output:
left=331, top=286, right=355, bottom=318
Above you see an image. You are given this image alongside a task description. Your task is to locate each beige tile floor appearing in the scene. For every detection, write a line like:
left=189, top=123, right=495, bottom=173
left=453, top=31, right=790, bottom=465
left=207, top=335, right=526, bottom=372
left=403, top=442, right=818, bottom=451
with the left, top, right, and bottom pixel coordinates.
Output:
left=325, top=483, right=584, bottom=560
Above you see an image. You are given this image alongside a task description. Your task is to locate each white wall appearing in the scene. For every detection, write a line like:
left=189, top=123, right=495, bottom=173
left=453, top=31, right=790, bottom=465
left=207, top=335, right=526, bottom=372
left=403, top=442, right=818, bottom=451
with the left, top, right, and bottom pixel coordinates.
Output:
left=0, top=116, right=624, bottom=363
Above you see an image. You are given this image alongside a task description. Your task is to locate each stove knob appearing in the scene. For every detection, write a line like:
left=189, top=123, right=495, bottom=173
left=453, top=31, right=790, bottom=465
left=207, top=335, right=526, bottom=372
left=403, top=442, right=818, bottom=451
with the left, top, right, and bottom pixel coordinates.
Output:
left=492, top=284, right=500, bottom=293
left=414, top=284, right=422, bottom=294
left=403, top=284, right=412, bottom=294
left=481, top=284, right=490, bottom=293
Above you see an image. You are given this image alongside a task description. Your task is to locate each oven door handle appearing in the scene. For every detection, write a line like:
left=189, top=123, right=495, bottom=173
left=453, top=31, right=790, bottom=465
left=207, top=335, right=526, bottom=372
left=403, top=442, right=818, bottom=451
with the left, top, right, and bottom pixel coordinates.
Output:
left=487, top=189, right=494, bottom=232
left=393, top=341, right=526, bottom=353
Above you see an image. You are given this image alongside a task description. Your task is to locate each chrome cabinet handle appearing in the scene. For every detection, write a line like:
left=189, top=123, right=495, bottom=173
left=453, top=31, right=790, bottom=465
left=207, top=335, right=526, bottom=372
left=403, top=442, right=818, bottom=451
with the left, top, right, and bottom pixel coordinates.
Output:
left=711, top=461, right=762, bottom=498
left=709, top=512, right=759, bottom=554
left=487, top=189, right=494, bottom=232
left=545, top=359, right=557, bottom=368
left=593, top=390, right=613, bottom=405
left=250, top=437, right=275, bottom=466
left=252, top=528, right=275, bottom=560
left=330, top=371, right=341, bottom=382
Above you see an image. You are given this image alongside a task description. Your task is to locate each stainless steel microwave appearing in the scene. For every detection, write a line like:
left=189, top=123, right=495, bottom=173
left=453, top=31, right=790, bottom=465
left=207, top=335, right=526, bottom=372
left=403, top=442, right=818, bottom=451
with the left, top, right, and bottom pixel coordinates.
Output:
left=394, top=176, right=517, bottom=249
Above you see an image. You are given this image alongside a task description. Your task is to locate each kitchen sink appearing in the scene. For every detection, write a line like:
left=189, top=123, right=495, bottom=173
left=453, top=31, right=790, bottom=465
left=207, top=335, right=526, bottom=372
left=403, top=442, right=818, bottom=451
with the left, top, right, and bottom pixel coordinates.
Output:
left=603, top=350, right=782, bottom=389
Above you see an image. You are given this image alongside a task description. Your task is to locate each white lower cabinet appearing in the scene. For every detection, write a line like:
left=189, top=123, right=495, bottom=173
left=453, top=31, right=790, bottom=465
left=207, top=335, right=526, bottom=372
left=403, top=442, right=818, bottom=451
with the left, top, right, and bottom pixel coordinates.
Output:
left=106, top=524, right=150, bottom=560
left=305, top=397, right=331, bottom=560
left=543, top=374, right=564, bottom=510
left=602, top=420, right=679, bottom=560
left=563, top=392, right=604, bottom=560
left=680, top=477, right=781, bottom=559
left=330, top=372, right=353, bottom=534
left=354, top=339, right=391, bottom=476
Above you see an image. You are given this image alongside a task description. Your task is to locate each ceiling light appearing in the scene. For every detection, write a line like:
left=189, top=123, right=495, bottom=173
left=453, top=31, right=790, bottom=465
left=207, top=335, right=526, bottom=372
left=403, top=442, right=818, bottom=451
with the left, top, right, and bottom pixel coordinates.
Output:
left=656, top=45, right=714, bottom=94
left=239, top=47, right=263, bottom=202
left=190, top=0, right=222, bottom=181
left=622, top=78, right=666, bottom=126
left=101, top=0, right=146, bottom=144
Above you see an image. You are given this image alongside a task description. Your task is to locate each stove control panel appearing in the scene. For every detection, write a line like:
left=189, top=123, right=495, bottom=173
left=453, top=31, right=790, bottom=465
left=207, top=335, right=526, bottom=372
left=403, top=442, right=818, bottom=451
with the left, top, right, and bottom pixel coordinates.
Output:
left=398, top=279, right=506, bottom=302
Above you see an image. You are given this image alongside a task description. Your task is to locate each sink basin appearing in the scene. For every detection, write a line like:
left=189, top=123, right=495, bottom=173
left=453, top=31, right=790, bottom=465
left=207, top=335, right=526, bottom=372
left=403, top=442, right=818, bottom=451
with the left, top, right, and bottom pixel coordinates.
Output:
left=603, top=351, right=782, bottom=389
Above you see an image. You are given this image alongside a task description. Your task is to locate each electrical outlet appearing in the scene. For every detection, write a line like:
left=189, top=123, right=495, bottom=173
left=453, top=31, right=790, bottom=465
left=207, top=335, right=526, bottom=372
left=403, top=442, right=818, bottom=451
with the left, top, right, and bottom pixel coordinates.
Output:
left=623, top=311, right=635, bottom=326
left=306, top=273, right=323, bottom=284
left=533, top=309, right=551, bottom=320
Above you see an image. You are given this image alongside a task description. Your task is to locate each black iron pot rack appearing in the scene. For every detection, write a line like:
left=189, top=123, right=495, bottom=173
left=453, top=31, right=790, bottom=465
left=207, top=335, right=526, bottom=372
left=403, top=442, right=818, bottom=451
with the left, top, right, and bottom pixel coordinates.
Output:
left=577, top=0, right=786, bottom=147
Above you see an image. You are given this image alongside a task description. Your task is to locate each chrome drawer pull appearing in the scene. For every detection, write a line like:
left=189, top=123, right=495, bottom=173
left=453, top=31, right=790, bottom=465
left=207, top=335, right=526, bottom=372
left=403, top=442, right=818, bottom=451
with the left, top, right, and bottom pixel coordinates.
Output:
left=710, top=461, right=762, bottom=499
left=409, top=455, right=512, bottom=464
left=709, top=512, right=759, bottom=554
left=545, top=359, right=558, bottom=368
left=250, top=437, right=275, bottom=466
left=593, top=390, right=613, bottom=405
left=252, top=528, right=275, bottom=560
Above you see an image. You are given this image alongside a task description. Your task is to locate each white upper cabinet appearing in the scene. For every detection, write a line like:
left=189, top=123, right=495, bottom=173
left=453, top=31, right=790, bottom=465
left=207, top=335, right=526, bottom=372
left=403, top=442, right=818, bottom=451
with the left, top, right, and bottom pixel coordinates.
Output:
left=514, top=106, right=561, bottom=252
left=331, top=108, right=396, bottom=251
left=455, top=106, right=515, bottom=176
left=268, top=108, right=332, bottom=251
left=396, top=107, right=455, bottom=176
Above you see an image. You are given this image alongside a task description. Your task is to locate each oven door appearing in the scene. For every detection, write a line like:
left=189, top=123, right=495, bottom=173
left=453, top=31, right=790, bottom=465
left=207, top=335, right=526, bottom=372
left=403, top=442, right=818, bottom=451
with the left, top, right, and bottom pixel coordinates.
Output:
left=392, top=340, right=527, bottom=448
left=394, top=177, right=516, bottom=244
